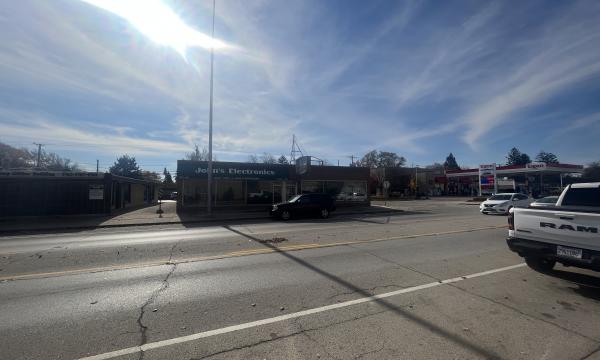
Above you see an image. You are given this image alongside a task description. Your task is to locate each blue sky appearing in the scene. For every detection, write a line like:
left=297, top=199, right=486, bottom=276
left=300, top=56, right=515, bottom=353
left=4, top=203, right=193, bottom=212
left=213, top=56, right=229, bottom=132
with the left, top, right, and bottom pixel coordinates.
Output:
left=1, top=0, right=599, bottom=174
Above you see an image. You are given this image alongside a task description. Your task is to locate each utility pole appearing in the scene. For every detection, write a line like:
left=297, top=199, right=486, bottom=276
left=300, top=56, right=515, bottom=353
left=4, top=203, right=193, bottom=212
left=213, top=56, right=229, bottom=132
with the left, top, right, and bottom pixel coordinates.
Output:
left=207, top=0, right=216, bottom=216
left=33, top=143, right=44, bottom=168
left=96, top=160, right=99, bottom=174
left=347, top=155, right=356, bottom=166
left=415, top=165, right=418, bottom=195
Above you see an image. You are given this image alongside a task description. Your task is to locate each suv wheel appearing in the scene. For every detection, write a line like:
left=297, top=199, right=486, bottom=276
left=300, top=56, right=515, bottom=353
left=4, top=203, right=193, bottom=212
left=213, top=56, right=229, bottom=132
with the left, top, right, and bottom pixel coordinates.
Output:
left=281, top=210, right=291, bottom=220
left=320, top=208, right=329, bottom=219
left=525, top=257, right=555, bottom=272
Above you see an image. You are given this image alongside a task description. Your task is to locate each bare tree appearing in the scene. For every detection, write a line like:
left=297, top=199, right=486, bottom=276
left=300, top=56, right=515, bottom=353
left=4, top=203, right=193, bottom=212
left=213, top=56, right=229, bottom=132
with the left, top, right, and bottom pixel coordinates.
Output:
left=247, top=154, right=259, bottom=163
left=359, top=150, right=405, bottom=168
left=261, top=152, right=276, bottom=164
left=0, top=142, right=34, bottom=169
left=142, top=170, right=161, bottom=182
left=185, top=145, right=215, bottom=161
left=0, top=142, right=80, bottom=171
left=535, top=151, right=559, bottom=164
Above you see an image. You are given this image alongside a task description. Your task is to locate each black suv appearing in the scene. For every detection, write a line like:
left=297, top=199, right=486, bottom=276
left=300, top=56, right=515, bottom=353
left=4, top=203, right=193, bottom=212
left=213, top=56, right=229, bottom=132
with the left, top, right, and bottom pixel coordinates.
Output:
left=270, top=193, right=336, bottom=220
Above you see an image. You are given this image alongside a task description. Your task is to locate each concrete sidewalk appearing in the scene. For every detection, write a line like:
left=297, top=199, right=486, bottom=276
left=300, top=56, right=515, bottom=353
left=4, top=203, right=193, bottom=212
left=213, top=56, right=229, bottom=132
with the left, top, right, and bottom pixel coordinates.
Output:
left=0, top=201, right=403, bottom=234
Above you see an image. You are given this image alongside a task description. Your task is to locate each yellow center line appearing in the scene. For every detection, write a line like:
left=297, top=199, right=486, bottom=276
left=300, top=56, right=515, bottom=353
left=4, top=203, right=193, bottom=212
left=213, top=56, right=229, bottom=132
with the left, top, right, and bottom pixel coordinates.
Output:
left=0, top=225, right=506, bottom=282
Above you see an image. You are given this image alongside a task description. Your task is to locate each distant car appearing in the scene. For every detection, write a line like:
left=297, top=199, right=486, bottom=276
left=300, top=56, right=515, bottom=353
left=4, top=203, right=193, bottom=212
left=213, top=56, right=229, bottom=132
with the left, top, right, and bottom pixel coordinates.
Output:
left=247, top=190, right=273, bottom=204
left=348, top=192, right=367, bottom=201
left=270, top=193, right=336, bottom=220
left=480, top=193, right=532, bottom=215
left=336, top=192, right=367, bottom=201
left=160, top=191, right=177, bottom=200
left=529, top=196, right=559, bottom=208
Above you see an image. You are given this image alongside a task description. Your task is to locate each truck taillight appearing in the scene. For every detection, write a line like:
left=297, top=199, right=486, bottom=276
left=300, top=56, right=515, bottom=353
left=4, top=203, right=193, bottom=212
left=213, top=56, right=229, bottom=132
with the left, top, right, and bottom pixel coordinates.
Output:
left=508, top=211, right=514, bottom=230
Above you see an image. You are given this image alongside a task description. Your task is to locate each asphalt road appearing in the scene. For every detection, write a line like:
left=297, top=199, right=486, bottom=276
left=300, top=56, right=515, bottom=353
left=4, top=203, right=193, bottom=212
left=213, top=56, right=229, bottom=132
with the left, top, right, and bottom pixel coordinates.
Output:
left=1, top=201, right=599, bottom=360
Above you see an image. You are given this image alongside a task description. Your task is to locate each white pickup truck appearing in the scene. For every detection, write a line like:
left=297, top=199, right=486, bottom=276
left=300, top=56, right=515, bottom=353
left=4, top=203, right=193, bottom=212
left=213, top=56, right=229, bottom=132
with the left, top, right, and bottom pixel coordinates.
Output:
left=507, top=182, right=600, bottom=272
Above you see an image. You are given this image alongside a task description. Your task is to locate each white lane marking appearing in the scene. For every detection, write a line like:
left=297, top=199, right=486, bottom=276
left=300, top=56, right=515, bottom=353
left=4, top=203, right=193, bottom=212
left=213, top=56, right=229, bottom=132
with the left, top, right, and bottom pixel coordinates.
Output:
left=78, top=263, right=526, bottom=360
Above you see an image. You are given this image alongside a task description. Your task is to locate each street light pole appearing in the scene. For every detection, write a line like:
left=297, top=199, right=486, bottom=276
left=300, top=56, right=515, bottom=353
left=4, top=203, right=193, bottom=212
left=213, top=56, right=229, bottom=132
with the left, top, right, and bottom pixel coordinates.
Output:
left=207, top=0, right=215, bottom=216
left=415, top=165, right=418, bottom=196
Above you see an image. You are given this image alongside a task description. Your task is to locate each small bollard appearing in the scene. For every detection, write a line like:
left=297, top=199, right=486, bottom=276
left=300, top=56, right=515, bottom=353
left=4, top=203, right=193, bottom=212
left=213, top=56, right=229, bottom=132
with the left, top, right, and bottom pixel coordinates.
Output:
left=156, top=199, right=164, bottom=217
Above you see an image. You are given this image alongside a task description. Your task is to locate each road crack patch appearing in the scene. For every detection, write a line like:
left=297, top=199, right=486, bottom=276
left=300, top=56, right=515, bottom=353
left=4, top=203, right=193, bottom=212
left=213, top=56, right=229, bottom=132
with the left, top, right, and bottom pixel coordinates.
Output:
left=136, top=245, right=178, bottom=360
left=354, top=342, right=386, bottom=359
left=580, top=344, right=600, bottom=360
left=347, top=244, right=441, bottom=282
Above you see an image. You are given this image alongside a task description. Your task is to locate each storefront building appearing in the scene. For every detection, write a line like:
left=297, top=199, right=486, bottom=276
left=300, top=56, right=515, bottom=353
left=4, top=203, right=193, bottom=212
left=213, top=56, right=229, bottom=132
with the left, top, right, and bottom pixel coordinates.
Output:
left=0, top=170, right=159, bottom=217
left=446, top=163, right=584, bottom=197
left=176, top=160, right=370, bottom=209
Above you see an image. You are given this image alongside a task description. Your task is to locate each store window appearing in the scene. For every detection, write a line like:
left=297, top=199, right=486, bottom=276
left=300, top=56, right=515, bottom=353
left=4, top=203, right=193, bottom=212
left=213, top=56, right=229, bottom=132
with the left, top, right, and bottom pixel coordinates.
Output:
left=337, top=181, right=368, bottom=202
left=247, top=180, right=274, bottom=204
left=182, top=179, right=209, bottom=206
left=216, top=180, right=244, bottom=205
left=301, top=181, right=323, bottom=194
left=325, top=181, right=344, bottom=199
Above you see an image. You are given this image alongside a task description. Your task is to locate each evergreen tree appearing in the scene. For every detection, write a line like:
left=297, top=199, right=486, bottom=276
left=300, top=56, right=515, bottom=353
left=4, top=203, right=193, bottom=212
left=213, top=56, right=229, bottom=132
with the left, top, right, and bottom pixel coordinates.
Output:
left=443, top=153, right=460, bottom=170
left=109, top=155, right=142, bottom=179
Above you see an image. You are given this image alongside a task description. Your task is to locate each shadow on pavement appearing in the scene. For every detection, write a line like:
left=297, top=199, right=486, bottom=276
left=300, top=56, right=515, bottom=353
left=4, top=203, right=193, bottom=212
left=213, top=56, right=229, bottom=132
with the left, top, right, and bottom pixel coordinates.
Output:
left=547, top=269, right=600, bottom=301
left=2, top=207, right=419, bottom=236
left=224, top=225, right=503, bottom=359
left=177, top=209, right=419, bottom=230
left=0, top=202, right=162, bottom=236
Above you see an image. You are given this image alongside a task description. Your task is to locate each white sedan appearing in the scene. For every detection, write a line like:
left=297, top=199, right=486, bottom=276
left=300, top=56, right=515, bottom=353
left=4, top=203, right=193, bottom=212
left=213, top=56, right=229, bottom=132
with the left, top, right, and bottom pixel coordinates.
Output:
left=480, top=193, right=532, bottom=215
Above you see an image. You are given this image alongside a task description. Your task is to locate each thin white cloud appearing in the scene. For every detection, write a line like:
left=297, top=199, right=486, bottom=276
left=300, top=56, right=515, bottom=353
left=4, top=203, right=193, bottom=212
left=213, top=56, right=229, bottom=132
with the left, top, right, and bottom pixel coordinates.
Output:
left=461, top=3, right=600, bottom=147
left=0, top=111, right=190, bottom=156
left=546, top=111, right=600, bottom=141
left=568, top=112, right=600, bottom=130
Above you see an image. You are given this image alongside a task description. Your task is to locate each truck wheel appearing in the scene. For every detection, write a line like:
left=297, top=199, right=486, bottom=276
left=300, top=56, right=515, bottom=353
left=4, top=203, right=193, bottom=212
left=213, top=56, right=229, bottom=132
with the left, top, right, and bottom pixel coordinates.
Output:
left=281, top=210, right=291, bottom=220
left=525, top=257, right=555, bottom=272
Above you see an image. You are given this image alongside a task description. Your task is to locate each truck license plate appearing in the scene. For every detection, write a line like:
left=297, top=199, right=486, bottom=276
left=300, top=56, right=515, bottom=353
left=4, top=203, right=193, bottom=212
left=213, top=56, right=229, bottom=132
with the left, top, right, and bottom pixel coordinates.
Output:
left=556, top=245, right=582, bottom=259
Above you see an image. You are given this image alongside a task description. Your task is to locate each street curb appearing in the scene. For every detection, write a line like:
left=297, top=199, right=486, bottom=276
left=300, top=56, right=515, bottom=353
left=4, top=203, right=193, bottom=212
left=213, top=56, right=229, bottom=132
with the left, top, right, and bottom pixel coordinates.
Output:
left=0, top=209, right=404, bottom=235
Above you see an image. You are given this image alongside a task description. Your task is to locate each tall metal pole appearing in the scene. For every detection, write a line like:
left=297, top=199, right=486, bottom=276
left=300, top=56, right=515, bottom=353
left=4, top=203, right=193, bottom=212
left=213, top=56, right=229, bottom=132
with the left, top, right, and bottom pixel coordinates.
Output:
left=560, top=173, right=563, bottom=190
left=415, top=165, right=418, bottom=195
left=207, top=0, right=215, bottom=215
left=34, top=143, right=43, bottom=168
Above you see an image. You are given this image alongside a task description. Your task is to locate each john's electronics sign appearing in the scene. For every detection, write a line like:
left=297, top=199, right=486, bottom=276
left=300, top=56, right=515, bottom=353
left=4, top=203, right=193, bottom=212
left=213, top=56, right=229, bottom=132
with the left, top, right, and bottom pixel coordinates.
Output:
left=177, top=161, right=289, bottom=180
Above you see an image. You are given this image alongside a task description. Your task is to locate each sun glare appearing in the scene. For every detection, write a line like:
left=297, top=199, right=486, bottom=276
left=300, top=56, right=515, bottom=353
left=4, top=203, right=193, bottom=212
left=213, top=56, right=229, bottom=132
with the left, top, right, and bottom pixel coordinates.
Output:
left=82, top=0, right=228, bottom=57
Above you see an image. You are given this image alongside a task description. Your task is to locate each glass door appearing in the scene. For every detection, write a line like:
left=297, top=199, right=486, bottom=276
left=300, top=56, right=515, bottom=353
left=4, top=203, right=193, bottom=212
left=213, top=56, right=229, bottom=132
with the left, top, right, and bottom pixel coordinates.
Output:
left=286, top=183, right=297, bottom=202
left=272, top=183, right=282, bottom=204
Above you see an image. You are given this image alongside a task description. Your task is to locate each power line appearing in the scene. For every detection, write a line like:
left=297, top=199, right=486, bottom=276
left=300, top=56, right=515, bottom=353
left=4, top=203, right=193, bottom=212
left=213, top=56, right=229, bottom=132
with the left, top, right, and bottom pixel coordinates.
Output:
left=347, top=155, right=359, bottom=166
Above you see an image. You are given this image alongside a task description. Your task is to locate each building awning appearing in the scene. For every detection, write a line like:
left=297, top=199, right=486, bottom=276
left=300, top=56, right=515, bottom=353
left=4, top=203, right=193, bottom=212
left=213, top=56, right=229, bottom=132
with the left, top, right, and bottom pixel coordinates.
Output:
left=446, top=163, right=584, bottom=178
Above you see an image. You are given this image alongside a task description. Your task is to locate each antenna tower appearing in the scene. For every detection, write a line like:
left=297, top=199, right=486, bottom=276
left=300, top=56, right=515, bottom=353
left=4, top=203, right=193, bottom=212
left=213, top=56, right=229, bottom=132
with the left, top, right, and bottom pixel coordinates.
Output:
left=290, top=134, right=304, bottom=163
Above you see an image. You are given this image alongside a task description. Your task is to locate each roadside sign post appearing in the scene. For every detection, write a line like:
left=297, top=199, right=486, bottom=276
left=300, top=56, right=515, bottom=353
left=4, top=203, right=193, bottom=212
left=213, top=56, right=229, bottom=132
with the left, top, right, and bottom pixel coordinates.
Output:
left=479, top=164, right=497, bottom=196
left=296, top=156, right=311, bottom=193
left=156, top=188, right=164, bottom=216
